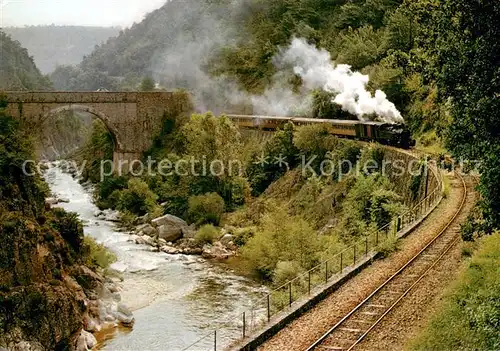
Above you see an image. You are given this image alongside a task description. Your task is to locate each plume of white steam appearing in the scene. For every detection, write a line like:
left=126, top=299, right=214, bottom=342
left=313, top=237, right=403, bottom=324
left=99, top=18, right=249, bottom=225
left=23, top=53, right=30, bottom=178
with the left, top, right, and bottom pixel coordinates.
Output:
left=251, top=85, right=312, bottom=116
left=150, top=1, right=402, bottom=122
left=275, top=38, right=403, bottom=123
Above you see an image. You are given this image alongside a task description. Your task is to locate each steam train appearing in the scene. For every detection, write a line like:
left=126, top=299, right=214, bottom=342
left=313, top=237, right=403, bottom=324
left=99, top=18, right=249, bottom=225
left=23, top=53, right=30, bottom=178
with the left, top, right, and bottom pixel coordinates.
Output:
left=226, top=115, right=415, bottom=149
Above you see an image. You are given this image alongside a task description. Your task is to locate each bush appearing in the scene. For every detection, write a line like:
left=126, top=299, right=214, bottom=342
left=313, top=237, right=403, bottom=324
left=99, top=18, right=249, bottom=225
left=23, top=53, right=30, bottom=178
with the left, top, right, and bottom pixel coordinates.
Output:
left=461, top=218, right=476, bottom=242
left=195, top=224, right=219, bottom=245
left=220, top=176, right=250, bottom=210
left=51, top=208, right=84, bottom=253
left=273, top=261, right=304, bottom=285
left=232, top=226, right=257, bottom=247
left=96, top=176, right=128, bottom=209
left=242, top=205, right=321, bottom=280
left=83, top=236, right=117, bottom=270
left=117, top=178, right=158, bottom=216
left=187, top=192, right=225, bottom=225
left=119, top=211, right=137, bottom=229
left=377, top=233, right=399, bottom=258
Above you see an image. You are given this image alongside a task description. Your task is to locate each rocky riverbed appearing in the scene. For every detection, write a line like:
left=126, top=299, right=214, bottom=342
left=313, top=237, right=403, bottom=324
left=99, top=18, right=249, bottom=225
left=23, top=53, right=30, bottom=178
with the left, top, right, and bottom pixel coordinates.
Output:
left=44, top=163, right=267, bottom=350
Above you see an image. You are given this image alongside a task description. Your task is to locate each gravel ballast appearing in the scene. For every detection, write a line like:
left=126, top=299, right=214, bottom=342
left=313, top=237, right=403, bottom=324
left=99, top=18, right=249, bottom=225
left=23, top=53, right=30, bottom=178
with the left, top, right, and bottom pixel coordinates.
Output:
left=259, top=173, right=473, bottom=351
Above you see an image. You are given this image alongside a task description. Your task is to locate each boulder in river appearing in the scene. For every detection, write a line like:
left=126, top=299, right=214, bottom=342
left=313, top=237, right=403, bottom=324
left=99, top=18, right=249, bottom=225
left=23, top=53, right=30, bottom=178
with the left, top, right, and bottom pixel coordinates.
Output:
left=140, top=235, right=155, bottom=247
left=103, top=209, right=120, bottom=222
left=135, top=223, right=156, bottom=237
left=220, top=234, right=234, bottom=245
left=160, top=245, right=180, bottom=255
left=158, top=224, right=183, bottom=242
left=45, top=197, right=59, bottom=205
left=76, top=330, right=97, bottom=351
left=202, top=242, right=234, bottom=260
left=151, top=214, right=188, bottom=228
left=115, top=303, right=135, bottom=326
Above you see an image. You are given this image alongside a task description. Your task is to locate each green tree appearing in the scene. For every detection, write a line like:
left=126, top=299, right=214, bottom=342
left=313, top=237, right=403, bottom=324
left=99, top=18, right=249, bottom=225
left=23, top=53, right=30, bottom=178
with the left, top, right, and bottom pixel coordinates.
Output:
left=117, top=178, right=159, bottom=216
left=246, top=123, right=299, bottom=196
left=435, top=0, right=500, bottom=230
left=140, top=76, right=156, bottom=91
left=187, top=192, right=225, bottom=225
left=242, top=205, right=321, bottom=281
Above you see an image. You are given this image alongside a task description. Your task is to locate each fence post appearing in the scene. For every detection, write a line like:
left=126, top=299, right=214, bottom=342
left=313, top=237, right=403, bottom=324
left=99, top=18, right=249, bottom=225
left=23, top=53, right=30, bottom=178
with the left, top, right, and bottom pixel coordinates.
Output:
left=325, top=261, right=328, bottom=283
left=308, top=270, right=311, bottom=295
left=243, top=312, right=246, bottom=338
left=376, top=230, right=379, bottom=246
left=365, top=237, right=368, bottom=256
left=397, top=217, right=401, bottom=231
left=214, top=330, right=217, bottom=351
left=267, top=294, right=270, bottom=322
left=288, top=282, right=292, bottom=307
left=340, top=252, right=343, bottom=272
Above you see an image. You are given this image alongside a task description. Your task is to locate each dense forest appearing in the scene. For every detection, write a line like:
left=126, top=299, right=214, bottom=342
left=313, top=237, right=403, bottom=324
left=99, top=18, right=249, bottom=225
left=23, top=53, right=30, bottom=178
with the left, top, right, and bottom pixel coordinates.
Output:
left=0, top=31, right=53, bottom=90
left=63, top=0, right=498, bottom=232
left=4, top=26, right=120, bottom=74
left=78, top=108, right=406, bottom=282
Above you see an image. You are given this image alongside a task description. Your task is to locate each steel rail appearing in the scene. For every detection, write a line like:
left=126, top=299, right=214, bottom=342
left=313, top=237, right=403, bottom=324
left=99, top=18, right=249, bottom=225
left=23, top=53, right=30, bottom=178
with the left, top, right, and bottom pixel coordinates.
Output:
left=306, top=171, right=467, bottom=351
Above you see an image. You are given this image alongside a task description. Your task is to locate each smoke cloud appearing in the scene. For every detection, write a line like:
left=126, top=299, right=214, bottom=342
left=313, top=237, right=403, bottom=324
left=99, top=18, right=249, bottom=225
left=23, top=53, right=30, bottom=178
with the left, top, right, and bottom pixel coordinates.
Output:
left=150, top=1, right=402, bottom=123
left=273, top=38, right=403, bottom=123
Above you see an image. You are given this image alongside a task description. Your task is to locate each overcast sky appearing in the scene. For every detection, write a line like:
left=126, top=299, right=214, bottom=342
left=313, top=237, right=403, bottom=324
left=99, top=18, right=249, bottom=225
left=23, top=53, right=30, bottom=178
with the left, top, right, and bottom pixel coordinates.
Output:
left=1, top=0, right=167, bottom=27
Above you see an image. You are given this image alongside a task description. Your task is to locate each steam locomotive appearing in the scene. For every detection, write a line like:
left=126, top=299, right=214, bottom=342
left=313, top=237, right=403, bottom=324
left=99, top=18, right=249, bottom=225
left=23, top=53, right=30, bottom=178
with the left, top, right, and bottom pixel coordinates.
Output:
left=226, top=115, right=415, bottom=149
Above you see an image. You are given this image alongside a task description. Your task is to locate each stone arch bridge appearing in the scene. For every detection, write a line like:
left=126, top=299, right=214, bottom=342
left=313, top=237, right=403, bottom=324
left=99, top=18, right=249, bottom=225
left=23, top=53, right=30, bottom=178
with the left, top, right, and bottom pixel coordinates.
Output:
left=4, top=91, right=189, bottom=168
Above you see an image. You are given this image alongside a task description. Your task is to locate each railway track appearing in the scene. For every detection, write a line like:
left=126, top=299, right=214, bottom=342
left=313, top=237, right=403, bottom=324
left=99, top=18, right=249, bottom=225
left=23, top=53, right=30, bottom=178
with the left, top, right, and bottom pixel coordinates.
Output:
left=306, top=171, right=470, bottom=351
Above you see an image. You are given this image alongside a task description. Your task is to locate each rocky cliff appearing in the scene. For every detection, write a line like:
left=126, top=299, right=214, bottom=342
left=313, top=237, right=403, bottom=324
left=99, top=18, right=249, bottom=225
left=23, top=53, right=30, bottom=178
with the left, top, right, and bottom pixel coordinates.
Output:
left=0, top=103, right=124, bottom=350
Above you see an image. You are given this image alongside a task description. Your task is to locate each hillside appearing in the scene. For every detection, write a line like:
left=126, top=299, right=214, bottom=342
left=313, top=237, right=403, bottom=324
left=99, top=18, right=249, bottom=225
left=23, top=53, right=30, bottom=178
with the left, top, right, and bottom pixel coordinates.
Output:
left=62, top=0, right=440, bottom=124
left=4, top=26, right=120, bottom=74
left=0, top=30, right=52, bottom=90
left=0, top=97, right=117, bottom=350
left=50, top=0, right=242, bottom=106
left=23, top=0, right=500, bottom=233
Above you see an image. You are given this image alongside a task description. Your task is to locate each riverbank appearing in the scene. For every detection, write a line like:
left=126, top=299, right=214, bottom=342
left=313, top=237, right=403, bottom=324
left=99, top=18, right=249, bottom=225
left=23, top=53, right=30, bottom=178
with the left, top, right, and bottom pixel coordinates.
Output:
left=44, top=163, right=267, bottom=350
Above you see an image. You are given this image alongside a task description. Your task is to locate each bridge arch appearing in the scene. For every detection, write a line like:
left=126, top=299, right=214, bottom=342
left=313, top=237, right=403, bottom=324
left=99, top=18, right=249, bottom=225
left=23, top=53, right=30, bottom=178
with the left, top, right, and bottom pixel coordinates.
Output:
left=41, top=104, right=123, bottom=150
left=5, top=91, right=191, bottom=173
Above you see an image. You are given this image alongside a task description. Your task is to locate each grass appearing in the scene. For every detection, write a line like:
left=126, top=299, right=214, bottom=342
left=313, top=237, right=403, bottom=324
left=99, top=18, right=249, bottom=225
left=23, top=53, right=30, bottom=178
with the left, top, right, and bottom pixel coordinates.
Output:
left=407, top=232, right=500, bottom=351
left=377, top=233, right=400, bottom=258
left=84, top=236, right=117, bottom=270
left=442, top=174, right=451, bottom=198
left=416, top=130, right=447, bottom=156
left=195, top=224, right=220, bottom=245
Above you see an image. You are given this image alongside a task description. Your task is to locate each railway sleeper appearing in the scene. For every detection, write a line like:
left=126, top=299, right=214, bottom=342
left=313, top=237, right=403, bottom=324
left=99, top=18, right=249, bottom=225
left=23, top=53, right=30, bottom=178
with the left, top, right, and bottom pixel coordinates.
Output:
left=317, top=345, right=346, bottom=350
left=366, top=304, right=386, bottom=309
left=350, top=319, right=373, bottom=325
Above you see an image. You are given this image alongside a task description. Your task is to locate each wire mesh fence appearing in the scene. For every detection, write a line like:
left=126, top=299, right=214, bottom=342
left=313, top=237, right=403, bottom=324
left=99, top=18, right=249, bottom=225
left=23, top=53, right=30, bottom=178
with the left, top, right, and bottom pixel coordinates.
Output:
left=184, top=163, right=443, bottom=351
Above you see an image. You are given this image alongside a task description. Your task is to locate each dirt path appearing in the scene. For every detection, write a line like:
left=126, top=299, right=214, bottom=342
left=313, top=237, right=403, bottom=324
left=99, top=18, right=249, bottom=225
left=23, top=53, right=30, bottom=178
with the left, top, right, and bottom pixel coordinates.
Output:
left=259, top=172, right=474, bottom=351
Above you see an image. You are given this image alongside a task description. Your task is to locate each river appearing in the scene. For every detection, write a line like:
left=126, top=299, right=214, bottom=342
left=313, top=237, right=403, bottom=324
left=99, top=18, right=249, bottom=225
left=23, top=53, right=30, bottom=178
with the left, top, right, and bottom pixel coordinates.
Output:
left=44, top=165, right=266, bottom=350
